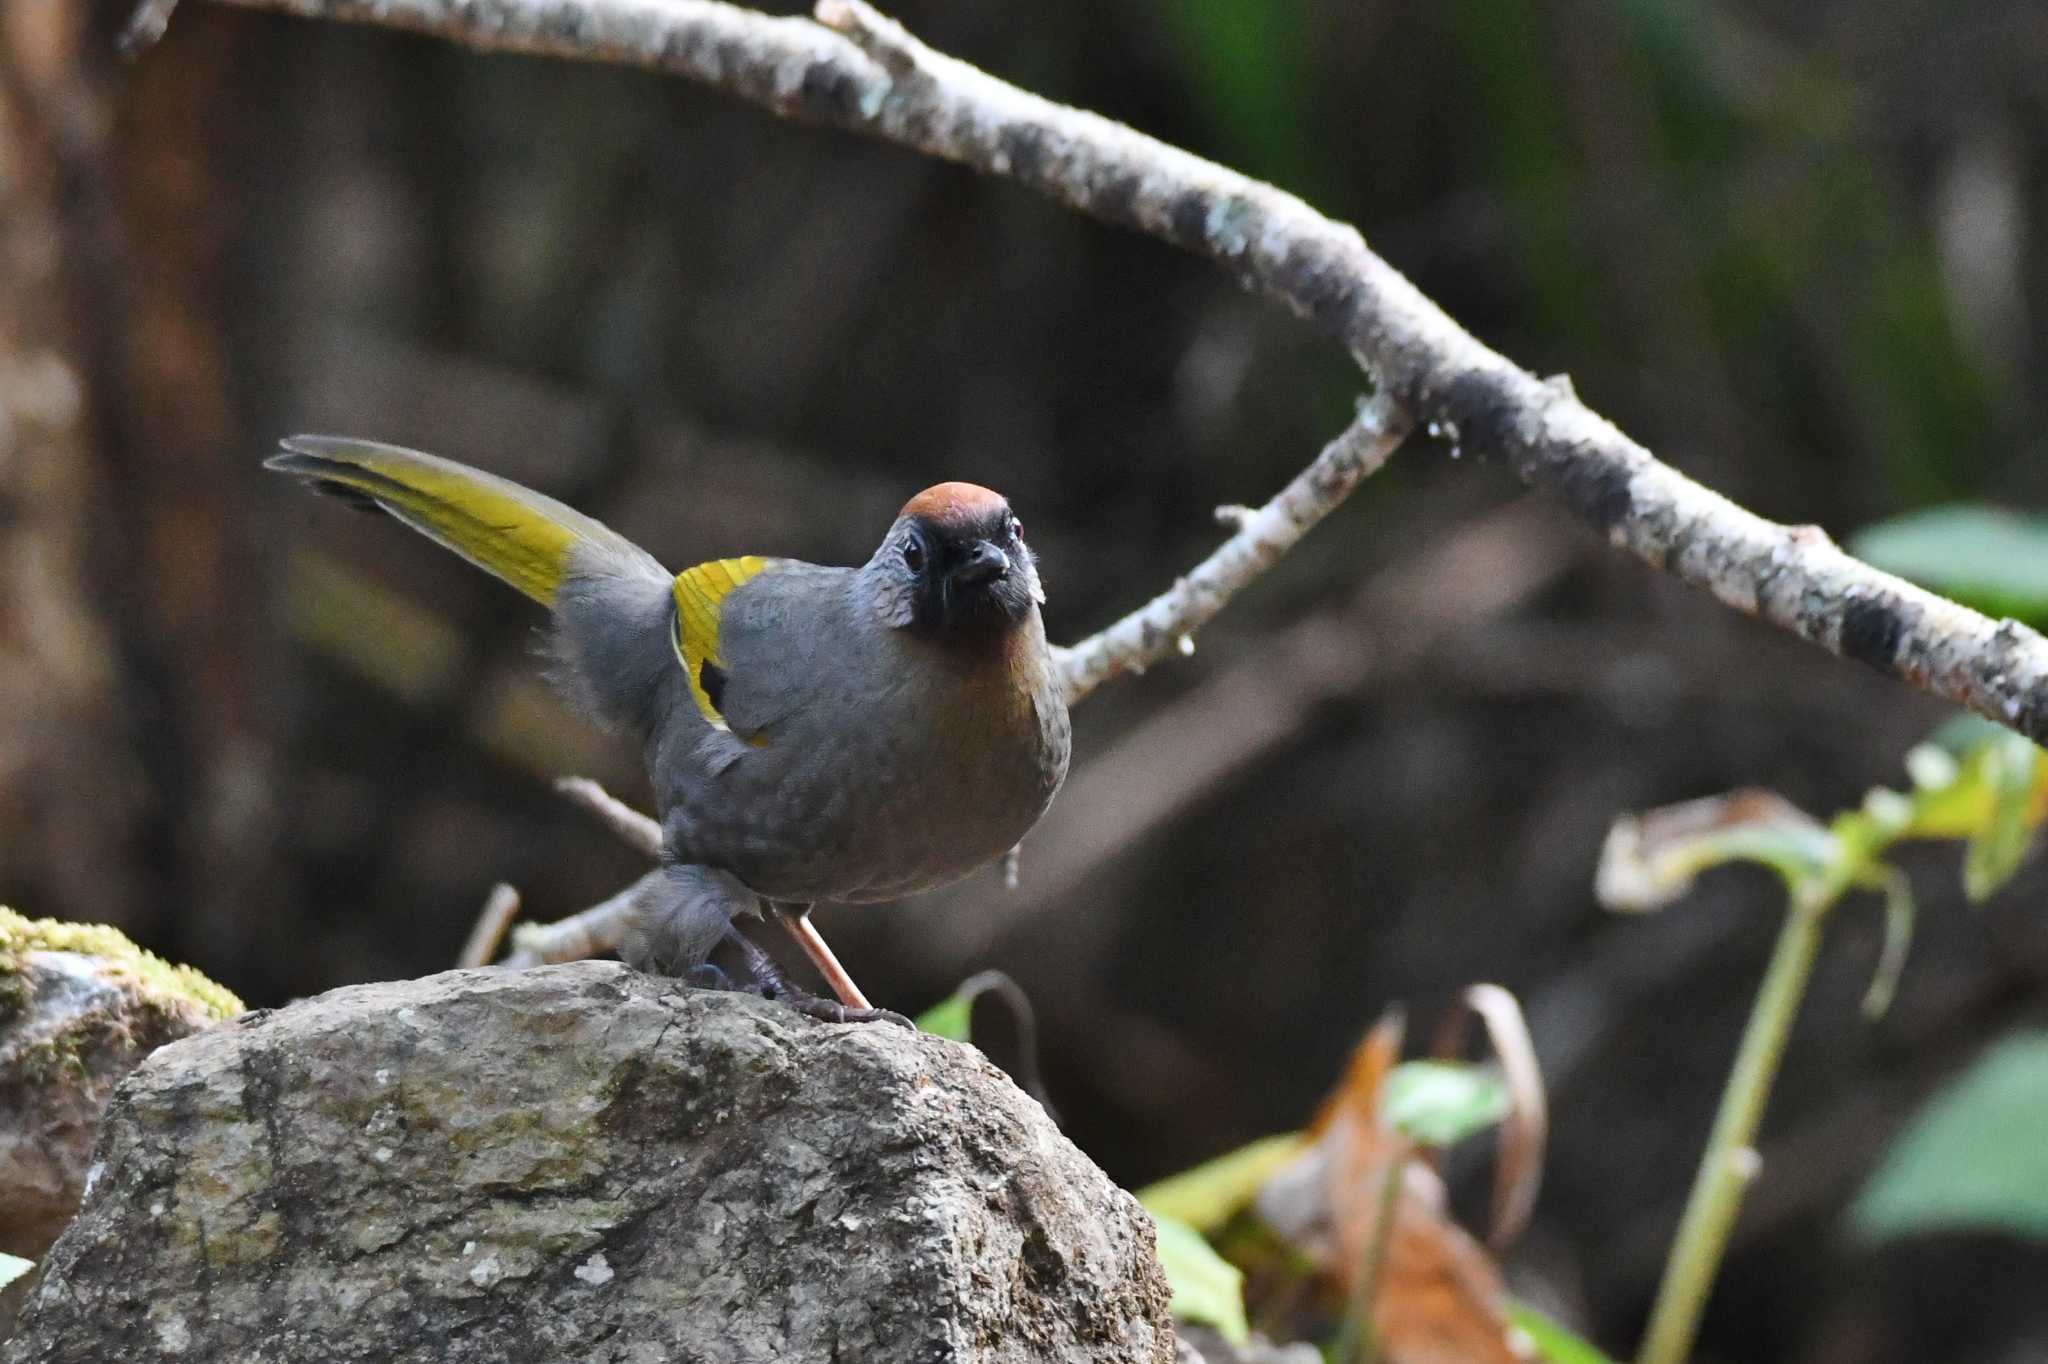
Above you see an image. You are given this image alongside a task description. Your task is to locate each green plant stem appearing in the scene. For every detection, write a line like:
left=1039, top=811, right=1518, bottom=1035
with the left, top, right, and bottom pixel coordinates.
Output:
left=1636, top=892, right=1834, bottom=1364
left=1337, top=1150, right=1407, bottom=1364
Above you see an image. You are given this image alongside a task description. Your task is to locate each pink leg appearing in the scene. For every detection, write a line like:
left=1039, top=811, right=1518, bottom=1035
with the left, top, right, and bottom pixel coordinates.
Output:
left=775, top=909, right=873, bottom=1011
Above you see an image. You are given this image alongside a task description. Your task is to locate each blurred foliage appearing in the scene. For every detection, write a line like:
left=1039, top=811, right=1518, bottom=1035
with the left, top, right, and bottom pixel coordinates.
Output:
left=912, top=969, right=1050, bottom=1110
left=1378, top=1061, right=1510, bottom=1148
left=1509, top=1301, right=1619, bottom=1364
left=1137, top=1007, right=1542, bottom=1361
left=1852, top=506, right=2048, bottom=629
left=1159, top=0, right=1317, bottom=196
left=1151, top=1212, right=1252, bottom=1347
left=1851, top=1031, right=2048, bottom=1244
left=1599, top=716, right=2048, bottom=1014
left=913, top=982, right=978, bottom=1042
left=1596, top=716, right=2048, bottom=1364
left=1136, top=1134, right=1306, bottom=1234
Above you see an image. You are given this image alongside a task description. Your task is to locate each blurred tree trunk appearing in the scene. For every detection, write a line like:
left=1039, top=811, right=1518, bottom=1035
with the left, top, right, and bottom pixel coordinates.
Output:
left=0, top=0, right=149, bottom=931
left=0, top=1, right=271, bottom=977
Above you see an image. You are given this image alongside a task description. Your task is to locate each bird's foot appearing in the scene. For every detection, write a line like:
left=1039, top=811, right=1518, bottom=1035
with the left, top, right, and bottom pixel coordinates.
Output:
left=763, top=983, right=913, bottom=1028
left=681, top=962, right=733, bottom=992
left=704, top=923, right=911, bottom=1026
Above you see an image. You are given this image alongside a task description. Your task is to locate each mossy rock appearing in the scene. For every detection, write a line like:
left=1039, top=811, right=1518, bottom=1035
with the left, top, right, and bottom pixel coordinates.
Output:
left=0, top=906, right=244, bottom=1286
left=0, top=908, right=243, bottom=1022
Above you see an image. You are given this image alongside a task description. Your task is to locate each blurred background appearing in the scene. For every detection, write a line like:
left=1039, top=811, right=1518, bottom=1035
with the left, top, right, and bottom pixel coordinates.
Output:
left=4, top=0, right=2047, bottom=1358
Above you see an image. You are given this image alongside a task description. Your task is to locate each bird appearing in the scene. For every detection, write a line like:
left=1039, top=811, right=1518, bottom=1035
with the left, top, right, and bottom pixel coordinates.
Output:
left=267, top=436, right=1071, bottom=1023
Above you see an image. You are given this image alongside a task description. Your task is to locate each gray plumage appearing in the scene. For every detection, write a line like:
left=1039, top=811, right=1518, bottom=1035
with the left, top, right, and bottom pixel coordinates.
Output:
left=268, top=439, right=1071, bottom=986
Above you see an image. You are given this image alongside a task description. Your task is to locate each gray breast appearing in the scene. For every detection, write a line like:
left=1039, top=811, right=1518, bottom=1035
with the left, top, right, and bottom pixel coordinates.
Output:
left=655, top=572, right=1069, bottom=904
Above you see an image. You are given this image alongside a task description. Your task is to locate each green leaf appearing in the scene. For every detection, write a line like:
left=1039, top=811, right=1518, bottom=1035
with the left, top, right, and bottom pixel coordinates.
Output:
left=1852, top=1031, right=2048, bottom=1242
left=0, top=1253, right=32, bottom=1292
left=1150, top=1212, right=1250, bottom=1346
left=1508, top=1301, right=1619, bottom=1364
left=1961, top=728, right=2040, bottom=901
left=914, top=970, right=1032, bottom=1044
left=1850, top=506, right=2048, bottom=627
left=1136, top=1133, right=1307, bottom=1234
left=914, top=991, right=974, bottom=1042
left=1380, top=1061, right=1509, bottom=1147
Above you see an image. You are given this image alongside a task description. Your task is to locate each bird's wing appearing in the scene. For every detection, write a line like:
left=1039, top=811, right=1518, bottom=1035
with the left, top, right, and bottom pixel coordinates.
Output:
left=686, top=563, right=851, bottom=744
left=671, top=556, right=775, bottom=740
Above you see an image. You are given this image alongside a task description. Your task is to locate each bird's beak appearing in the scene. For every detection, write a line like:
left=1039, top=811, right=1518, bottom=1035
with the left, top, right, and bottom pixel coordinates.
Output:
left=951, top=540, right=1011, bottom=587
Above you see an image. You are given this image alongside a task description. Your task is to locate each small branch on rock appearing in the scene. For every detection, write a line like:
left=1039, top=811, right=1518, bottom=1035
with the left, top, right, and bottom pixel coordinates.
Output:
left=502, top=868, right=655, bottom=967
left=457, top=882, right=520, bottom=968
left=185, top=0, right=2048, bottom=741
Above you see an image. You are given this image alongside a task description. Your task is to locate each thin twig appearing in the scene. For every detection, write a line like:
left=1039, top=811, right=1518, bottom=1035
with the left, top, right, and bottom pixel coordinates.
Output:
left=555, top=775, right=661, bottom=858
left=457, top=882, right=521, bottom=967
left=502, top=868, right=658, bottom=967
left=1055, top=395, right=1410, bottom=703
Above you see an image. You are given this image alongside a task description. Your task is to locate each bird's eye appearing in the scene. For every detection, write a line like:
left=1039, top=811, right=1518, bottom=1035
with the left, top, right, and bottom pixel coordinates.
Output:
left=902, top=537, right=925, bottom=572
left=1009, top=516, right=1024, bottom=541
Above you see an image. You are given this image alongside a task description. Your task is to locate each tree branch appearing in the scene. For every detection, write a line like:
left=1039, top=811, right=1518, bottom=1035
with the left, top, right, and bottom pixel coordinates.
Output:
left=502, top=869, right=654, bottom=968
left=457, top=882, right=521, bottom=968
left=184, top=0, right=2048, bottom=741
left=1055, top=394, right=1408, bottom=704
left=554, top=775, right=660, bottom=858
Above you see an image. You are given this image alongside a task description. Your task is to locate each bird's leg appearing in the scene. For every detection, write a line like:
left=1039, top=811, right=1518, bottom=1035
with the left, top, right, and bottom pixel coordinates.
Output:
left=718, top=923, right=911, bottom=1028
left=620, top=863, right=751, bottom=978
left=769, top=903, right=874, bottom=1011
left=621, top=863, right=906, bottom=1026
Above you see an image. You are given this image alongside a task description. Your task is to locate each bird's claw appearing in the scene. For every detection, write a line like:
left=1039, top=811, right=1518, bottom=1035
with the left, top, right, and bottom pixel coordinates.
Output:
left=676, top=922, right=908, bottom=1025
left=771, top=988, right=915, bottom=1028
left=681, top=962, right=732, bottom=991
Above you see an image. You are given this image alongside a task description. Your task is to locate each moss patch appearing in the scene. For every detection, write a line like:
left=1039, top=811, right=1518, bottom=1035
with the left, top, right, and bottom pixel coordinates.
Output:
left=0, top=907, right=244, bottom=1021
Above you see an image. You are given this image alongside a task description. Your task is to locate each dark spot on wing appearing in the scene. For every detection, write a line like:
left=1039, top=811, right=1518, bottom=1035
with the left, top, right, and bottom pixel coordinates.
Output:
left=700, top=659, right=729, bottom=714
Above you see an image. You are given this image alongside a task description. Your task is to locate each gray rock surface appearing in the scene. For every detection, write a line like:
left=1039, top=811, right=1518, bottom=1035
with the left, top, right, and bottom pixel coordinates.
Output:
left=5, top=962, right=1173, bottom=1363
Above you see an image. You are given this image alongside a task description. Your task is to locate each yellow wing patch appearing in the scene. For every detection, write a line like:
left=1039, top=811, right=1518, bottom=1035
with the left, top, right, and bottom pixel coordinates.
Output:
left=672, top=556, right=770, bottom=737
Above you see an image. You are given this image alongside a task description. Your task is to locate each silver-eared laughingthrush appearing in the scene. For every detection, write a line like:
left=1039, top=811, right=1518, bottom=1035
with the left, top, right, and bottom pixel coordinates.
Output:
left=268, top=437, right=1071, bottom=1021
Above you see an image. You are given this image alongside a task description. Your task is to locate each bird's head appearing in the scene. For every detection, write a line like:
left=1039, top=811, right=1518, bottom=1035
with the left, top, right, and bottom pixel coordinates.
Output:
left=866, top=482, right=1043, bottom=636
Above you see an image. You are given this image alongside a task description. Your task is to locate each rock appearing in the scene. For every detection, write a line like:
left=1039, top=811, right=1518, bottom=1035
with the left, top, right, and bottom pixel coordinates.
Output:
left=6, top=962, right=1174, bottom=1363
left=0, top=908, right=242, bottom=1332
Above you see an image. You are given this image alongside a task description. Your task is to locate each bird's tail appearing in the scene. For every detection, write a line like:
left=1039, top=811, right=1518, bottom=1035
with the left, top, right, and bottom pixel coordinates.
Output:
left=269, top=435, right=680, bottom=737
left=266, top=434, right=652, bottom=606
